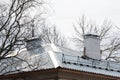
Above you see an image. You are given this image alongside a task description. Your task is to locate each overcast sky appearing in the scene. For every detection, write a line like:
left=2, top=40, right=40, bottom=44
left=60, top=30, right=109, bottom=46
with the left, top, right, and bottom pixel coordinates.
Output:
left=48, top=0, right=120, bottom=37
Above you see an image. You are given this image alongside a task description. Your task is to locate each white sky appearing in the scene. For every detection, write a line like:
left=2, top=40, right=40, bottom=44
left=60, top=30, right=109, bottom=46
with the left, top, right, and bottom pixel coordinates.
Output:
left=48, top=0, right=120, bottom=37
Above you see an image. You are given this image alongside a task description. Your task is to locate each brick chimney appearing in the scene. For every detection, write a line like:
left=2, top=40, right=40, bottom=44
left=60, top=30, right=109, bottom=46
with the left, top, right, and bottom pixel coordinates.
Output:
left=84, top=34, right=101, bottom=60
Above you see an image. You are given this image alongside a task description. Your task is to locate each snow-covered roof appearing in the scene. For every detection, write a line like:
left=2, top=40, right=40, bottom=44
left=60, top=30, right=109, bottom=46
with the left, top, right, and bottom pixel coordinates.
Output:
left=18, top=43, right=120, bottom=77
left=1, top=43, right=120, bottom=77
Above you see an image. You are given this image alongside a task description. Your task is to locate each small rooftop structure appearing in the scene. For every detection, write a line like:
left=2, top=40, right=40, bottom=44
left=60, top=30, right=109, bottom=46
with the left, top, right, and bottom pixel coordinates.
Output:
left=84, top=34, right=101, bottom=60
left=25, top=37, right=42, bottom=50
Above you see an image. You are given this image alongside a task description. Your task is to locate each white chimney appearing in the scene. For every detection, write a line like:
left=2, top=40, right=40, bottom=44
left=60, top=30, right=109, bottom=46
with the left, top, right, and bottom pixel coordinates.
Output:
left=84, top=34, right=101, bottom=60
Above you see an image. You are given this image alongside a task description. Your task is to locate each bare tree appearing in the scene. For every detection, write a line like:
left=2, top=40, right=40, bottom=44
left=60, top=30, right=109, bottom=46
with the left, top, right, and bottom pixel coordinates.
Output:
left=0, top=0, right=67, bottom=75
left=0, top=0, right=44, bottom=60
left=38, top=22, right=67, bottom=47
left=25, top=16, right=67, bottom=47
left=73, top=15, right=120, bottom=60
left=0, top=0, right=47, bottom=75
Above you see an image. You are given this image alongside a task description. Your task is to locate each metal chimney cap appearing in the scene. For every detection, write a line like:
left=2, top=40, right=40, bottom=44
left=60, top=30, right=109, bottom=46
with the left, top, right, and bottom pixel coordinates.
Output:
left=84, top=34, right=100, bottom=39
left=25, top=36, right=41, bottom=42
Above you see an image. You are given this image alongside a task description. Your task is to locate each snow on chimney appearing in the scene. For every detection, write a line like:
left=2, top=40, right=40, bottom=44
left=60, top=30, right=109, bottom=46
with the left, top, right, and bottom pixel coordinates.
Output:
left=84, top=34, right=101, bottom=60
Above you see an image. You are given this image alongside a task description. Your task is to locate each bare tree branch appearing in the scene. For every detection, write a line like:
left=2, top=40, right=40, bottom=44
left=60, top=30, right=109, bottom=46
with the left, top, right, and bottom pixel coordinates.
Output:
left=73, top=15, right=120, bottom=60
left=39, top=22, right=67, bottom=47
